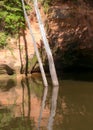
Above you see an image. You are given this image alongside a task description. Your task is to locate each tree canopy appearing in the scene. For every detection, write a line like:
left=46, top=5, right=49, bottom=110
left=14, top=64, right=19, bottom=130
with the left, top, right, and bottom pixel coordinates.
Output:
left=0, top=0, right=30, bottom=35
left=0, top=0, right=30, bottom=48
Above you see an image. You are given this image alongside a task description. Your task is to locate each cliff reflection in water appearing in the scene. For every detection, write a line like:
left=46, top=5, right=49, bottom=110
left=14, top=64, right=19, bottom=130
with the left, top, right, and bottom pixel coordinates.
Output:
left=0, top=75, right=59, bottom=130
left=0, top=74, right=93, bottom=130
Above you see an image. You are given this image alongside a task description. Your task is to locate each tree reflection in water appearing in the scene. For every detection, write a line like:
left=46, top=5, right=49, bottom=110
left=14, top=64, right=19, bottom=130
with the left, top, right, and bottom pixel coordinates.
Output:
left=37, top=86, right=48, bottom=130
left=37, top=85, right=59, bottom=130
left=21, top=77, right=31, bottom=124
left=1, top=75, right=93, bottom=130
left=47, top=86, right=59, bottom=130
left=0, top=77, right=36, bottom=130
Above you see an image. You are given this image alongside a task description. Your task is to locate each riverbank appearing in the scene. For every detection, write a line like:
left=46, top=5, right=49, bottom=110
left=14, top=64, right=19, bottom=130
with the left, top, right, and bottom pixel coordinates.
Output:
left=0, top=0, right=93, bottom=75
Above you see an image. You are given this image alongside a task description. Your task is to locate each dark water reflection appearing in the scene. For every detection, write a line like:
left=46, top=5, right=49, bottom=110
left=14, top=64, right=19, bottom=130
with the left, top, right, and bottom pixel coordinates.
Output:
left=0, top=74, right=93, bottom=130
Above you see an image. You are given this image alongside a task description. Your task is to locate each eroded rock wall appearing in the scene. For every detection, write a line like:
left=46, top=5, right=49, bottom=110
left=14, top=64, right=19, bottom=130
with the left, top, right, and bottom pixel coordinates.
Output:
left=46, top=0, right=93, bottom=71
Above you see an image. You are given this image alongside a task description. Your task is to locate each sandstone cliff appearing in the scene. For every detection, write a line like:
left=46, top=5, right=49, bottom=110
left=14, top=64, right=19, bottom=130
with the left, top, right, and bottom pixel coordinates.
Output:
left=0, top=0, right=93, bottom=75
left=46, top=0, right=93, bottom=71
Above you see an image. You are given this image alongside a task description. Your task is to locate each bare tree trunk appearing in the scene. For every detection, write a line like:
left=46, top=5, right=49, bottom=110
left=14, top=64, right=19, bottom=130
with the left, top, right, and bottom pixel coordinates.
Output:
left=33, top=0, right=59, bottom=86
left=18, top=34, right=24, bottom=74
left=22, top=29, right=28, bottom=76
left=21, top=0, right=48, bottom=87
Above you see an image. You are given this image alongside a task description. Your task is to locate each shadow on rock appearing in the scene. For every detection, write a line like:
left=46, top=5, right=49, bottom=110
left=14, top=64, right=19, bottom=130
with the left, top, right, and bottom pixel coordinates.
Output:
left=0, top=64, right=15, bottom=75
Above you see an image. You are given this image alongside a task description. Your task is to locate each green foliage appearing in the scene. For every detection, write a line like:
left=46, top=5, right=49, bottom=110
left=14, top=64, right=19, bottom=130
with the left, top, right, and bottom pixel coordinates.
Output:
left=43, top=2, right=50, bottom=13
left=41, top=0, right=51, bottom=13
left=0, top=0, right=30, bottom=35
left=0, top=32, right=7, bottom=48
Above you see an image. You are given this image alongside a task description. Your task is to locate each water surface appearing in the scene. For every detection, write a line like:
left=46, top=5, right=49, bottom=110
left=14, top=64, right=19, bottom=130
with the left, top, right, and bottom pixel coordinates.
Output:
left=0, top=73, right=93, bottom=130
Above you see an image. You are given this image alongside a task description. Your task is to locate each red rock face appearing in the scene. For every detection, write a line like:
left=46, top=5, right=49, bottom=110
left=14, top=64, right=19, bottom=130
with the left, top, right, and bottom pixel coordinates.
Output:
left=45, top=0, right=93, bottom=70
left=47, top=1, right=93, bottom=50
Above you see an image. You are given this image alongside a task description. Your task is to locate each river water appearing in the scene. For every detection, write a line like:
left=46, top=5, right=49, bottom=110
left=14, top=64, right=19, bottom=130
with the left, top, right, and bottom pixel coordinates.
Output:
left=0, top=73, right=93, bottom=130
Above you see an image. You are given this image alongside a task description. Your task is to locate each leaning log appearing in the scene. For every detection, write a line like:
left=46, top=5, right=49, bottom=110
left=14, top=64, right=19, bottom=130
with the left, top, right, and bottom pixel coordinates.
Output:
left=33, top=0, right=59, bottom=86
left=21, top=0, right=48, bottom=87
